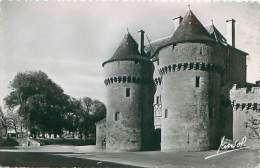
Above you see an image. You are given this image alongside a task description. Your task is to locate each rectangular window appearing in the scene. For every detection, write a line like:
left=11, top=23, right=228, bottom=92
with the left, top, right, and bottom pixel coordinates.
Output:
left=115, top=112, right=120, bottom=121
left=196, top=76, right=200, bottom=88
left=126, top=88, right=130, bottom=97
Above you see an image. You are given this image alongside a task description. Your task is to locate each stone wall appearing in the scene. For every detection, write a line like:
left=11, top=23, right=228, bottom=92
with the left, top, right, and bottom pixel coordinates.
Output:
left=158, top=43, right=222, bottom=151
left=230, top=84, right=260, bottom=149
left=217, top=45, right=247, bottom=139
left=153, top=56, right=162, bottom=129
left=96, top=118, right=106, bottom=149
left=103, top=60, right=155, bottom=152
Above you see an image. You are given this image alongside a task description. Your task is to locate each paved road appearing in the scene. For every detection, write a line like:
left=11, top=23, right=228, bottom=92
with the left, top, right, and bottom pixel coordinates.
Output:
left=60, top=148, right=260, bottom=168
left=0, top=145, right=259, bottom=168
left=0, top=150, right=142, bottom=167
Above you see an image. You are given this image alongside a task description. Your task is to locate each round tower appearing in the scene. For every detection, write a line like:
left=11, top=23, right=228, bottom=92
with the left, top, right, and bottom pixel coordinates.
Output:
left=102, top=32, right=155, bottom=152
left=158, top=10, right=223, bottom=151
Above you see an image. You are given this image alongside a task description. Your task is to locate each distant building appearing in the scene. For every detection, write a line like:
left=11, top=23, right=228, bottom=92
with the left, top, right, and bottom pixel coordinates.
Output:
left=97, top=9, right=254, bottom=152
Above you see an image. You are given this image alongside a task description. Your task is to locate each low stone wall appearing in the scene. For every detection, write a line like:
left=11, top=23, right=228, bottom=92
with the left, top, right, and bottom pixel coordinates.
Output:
left=16, top=138, right=41, bottom=147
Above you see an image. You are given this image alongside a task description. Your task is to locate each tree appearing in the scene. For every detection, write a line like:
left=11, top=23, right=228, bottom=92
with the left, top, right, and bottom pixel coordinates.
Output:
left=0, top=106, right=8, bottom=137
left=0, top=106, right=25, bottom=137
left=63, top=97, right=83, bottom=138
left=4, top=70, right=107, bottom=140
left=78, top=97, right=106, bottom=140
left=5, top=109, right=24, bottom=136
left=91, top=99, right=106, bottom=122
left=4, top=71, right=70, bottom=138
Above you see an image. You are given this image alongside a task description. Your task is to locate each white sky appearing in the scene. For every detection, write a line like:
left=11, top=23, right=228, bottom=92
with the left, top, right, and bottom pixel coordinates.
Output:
left=0, top=1, right=260, bottom=106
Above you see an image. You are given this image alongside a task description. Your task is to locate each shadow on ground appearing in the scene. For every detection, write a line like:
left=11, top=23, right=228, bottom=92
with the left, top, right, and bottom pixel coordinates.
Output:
left=0, top=151, right=143, bottom=168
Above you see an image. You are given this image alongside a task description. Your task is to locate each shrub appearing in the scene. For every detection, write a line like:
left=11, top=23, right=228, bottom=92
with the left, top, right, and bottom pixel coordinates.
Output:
left=35, top=138, right=95, bottom=146
left=0, top=137, right=19, bottom=146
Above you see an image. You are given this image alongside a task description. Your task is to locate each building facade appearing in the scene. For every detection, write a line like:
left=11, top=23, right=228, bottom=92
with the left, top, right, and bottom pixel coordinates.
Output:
left=98, top=9, right=253, bottom=152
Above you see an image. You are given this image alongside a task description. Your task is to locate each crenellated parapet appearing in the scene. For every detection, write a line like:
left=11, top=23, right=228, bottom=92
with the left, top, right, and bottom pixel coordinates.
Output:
left=158, top=62, right=223, bottom=76
left=154, top=77, right=162, bottom=86
left=230, top=84, right=260, bottom=112
left=230, top=84, right=260, bottom=104
left=104, top=76, right=153, bottom=86
left=232, top=102, right=260, bottom=112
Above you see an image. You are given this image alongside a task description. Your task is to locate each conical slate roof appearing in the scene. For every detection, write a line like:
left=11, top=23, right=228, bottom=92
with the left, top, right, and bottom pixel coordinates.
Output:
left=102, top=33, right=150, bottom=66
left=205, top=24, right=227, bottom=45
left=170, top=10, right=215, bottom=44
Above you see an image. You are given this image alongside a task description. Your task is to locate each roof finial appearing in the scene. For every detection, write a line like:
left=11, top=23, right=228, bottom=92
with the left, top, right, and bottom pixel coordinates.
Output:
left=188, top=4, right=191, bottom=11
left=211, top=19, right=214, bottom=25
left=126, top=27, right=129, bottom=34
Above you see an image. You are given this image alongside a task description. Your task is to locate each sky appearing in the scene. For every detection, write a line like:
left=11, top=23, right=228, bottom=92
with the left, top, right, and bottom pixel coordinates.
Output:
left=0, top=1, right=260, bottom=106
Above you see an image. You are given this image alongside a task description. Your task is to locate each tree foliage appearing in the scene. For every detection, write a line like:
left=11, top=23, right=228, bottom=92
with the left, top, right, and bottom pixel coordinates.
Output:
left=4, top=71, right=106, bottom=139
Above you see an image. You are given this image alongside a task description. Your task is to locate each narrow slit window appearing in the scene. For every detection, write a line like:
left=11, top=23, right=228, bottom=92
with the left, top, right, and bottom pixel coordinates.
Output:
left=164, top=109, right=168, bottom=118
left=115, top=112, right=120, bottom=121
left=156, top=96, right=159, bottom=104
left=199, top=47, right=202, bottom=55
left=209, top=107, right=213, bottom=119
left=126, top=88, right=130, bottom=97
left=196, top=76, right=200, bottom=88
left=157, top=59, right=159, bottom=66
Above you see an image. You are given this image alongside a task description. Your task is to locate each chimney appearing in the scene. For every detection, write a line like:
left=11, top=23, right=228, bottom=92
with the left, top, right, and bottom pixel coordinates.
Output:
left=138, top=30, right=145, bottom=56
left=226, top=19, right=236, bottom=47
left=172, top=16, right=183, bottom=31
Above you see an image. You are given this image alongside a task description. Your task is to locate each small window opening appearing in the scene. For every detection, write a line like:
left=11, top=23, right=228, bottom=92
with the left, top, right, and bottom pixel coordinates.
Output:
left=209, top=107, right=213, bottom=119
left=199, top=47, right=202, bottom=55
left=196, top=76, right=200, bottom=88
left=126, top=88, right=130, bottom=97
left=115, top=112, right=120, bottom=121
left=156, top=96, right=159, bottom=104
left=164, top=109, right=168, bottom=118
left=157, top=59, right=159, bottom=66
